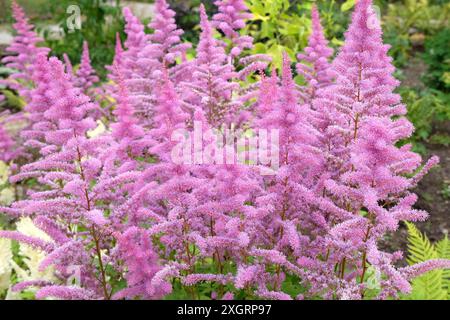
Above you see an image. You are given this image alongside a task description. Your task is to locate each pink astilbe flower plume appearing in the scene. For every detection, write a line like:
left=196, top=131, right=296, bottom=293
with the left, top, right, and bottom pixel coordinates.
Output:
left=297, top=5, right=334, bottom=100
left=252, top=54, right=330, bottom=295
left=1, top=1, right=50, bottom=101
left=309, top=0, right=443, bottom=299
left=122, top=7, right=149, bottom=79
left=183, top=5, right=239, bottom=126
left=63, top=53, right=75, bottom=83
left=75, top=41, right=99, bottom=94
left=100, top=33, right=126, bottom=116
left=0, top=55, right=120, bottom=300
left=147, top=0, right=191, bottom=65
left=106, top=33, right=125, bottom=87
left=111, top=74, right=144, bottom=142
left=212, top=0, right=271, bottom=82
left=112, top=227, right=165, bottom=300
left=139, top=0, right=193, bottom=86
left=212, top=0, right=253, bottom=57
left=150, top=69, right=188, bottom=154
left=104, top=68, right=147, bottom=176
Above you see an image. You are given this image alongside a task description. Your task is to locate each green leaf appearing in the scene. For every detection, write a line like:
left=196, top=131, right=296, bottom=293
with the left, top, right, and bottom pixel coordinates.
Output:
left=405, top=222, right=437, bottom=265
left=436, top=236, right=450, bottom=299
left=403, top=222, right=448, bottom=300
left=1, top=90, right=26, bottom=110
left=341, top=0, right=356, bottom=12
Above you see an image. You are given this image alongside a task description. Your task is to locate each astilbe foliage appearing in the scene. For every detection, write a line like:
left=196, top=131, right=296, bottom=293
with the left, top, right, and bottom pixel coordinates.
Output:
left=1, top=0, right=449, bottom=300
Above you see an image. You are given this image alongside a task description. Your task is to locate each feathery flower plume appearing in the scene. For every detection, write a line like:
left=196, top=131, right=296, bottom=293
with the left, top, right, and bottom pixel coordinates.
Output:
left=212, top=0, right=253, bottom=57
left=183, top=5, right=238, bottom=126
left=75, top=42, right=99, bottom=94
left=147, top=0, right=191, bottom=65
left=297, top=5, right=334, bottom=100
left=122, top=7, right=149, bottom=78
left=1, top=1, right=50, bottom=101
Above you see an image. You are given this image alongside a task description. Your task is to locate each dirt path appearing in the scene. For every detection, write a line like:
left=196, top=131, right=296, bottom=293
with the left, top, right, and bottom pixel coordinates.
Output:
left=415, top=145, right=450, bottom=240
left=381, top=143, right=450, bottom=260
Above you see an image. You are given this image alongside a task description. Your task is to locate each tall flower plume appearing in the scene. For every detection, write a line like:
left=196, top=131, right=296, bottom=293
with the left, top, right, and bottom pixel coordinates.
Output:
left=1, top=1, right=50, bottom=101
left=75, top=41, right=99, bottom=95
left=297, top=5, right=334, bottom=100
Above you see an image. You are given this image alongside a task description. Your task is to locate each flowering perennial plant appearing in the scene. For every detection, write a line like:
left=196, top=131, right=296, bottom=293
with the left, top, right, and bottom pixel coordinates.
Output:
left=0, top=0, right=449, bottom=300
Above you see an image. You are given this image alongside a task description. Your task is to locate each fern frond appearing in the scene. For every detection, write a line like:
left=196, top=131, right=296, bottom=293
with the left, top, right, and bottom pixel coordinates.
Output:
left=404, top=222, right=447, bottom=300
left=405, top=222, right=437, bottom=264
left=436, top=235, right=450, bottom=299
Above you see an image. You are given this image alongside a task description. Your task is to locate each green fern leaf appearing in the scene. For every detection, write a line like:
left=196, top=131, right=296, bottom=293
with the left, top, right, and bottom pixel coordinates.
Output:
left=436, top=235, right=450, bottom=299
left=405, top=222, right=437, bottom=264
left=404, top=222, right=447, bottom=300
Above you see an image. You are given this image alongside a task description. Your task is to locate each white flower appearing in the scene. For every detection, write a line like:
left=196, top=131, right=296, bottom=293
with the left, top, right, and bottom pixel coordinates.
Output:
left=14, top=218, right=56, bottom=283
left=87, top=120, right=107, bottom=138
left=0, top=238, right=12, bottom=291
left=0, top=161, right=14, bottom=205
left=5, top=287, right=21, bottom=300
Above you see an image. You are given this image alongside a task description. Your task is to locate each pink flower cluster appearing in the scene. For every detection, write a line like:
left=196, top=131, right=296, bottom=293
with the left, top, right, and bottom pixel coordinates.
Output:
left=1, top=0, right=449, bottom=300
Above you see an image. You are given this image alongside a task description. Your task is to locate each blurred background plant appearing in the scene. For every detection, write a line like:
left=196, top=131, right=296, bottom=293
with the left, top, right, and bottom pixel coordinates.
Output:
left=42, top=0, right=124, bottom=80
left=243, top=0, right=350, bottom=69
left=422, top=28, right=450, bottom=92
left=0, top=0, right=125, bottom=80
left=399, top=88, right=450, bottom=154
left=382, top=0, right=449, bottom=68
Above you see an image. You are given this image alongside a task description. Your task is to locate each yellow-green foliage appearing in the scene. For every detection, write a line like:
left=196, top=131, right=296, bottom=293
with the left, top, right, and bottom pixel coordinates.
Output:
left=404, top=222, right=449, bottom=300
left=436, top=236, right=450, bottom=299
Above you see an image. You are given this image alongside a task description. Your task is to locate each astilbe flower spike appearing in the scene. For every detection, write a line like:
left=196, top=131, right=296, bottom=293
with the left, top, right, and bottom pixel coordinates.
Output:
left=102, top=68, right=147, bottom=180
left=111, top=71, right=144, bottom=143
left=112, top=227, right=165, bottom=300
left=75, top=41, right=99, bottom=95
left=105, top=33, right=125, bottom=91
left=125, top=1, right=192, bottom=127
left=212, top=0, right=253, bottom=58
left=309, top=0, right=441, bottom=299
left=101, top=33, right=126, bottom=117
left=0, top=2, right=50, bottom=166
left=0, top=56, right=120, bottom=300
left=122, top=7, right=149, bottom=79
left=143, top=0, right=193, bottom=86
left=63, top=53, right=75, bottom=83
left=1, top=1, right=50, bottom=101
left=297, top=5, right=334, bottom=100
left=212, top=0, right=271, bottom=83
left=182, top=5, right=239, bottom=127
left=146, top=0, right=191, bottom=66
